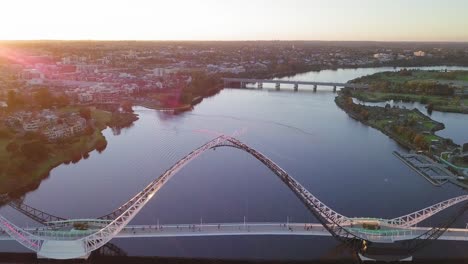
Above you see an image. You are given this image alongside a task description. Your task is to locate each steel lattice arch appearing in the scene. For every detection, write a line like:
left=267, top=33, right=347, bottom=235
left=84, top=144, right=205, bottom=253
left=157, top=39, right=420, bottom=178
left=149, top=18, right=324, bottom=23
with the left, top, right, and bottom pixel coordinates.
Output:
left=0, top=136, right=467, bottom=259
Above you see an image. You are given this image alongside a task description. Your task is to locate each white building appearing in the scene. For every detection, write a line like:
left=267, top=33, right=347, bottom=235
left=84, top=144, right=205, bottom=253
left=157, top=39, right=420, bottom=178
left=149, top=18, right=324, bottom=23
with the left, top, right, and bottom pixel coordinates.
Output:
left=23, top=119, right=42, bottom=131
left=78, top=93, right=93, bottom=103
left=27, top=78, right=44, bottom=85
left=152, top=67, right=180, bottom=77
left=373, top=53, right=393, bottom=62
left=414, top=51, right=426, bottom=57
left=76, top=64, right=99, bottom=73
left=21, top=69, right=44, bottom=80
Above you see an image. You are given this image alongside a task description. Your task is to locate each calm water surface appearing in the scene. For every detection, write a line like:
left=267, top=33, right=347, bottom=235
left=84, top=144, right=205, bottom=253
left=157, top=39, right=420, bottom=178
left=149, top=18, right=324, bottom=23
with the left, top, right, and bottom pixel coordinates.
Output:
left=1, top=66, right=467, bottom=260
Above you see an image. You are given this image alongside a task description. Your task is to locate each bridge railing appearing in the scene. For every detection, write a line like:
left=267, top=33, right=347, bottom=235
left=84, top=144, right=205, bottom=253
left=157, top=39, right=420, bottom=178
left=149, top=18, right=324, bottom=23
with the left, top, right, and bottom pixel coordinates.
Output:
left=30, top=229, right=96, bottom=240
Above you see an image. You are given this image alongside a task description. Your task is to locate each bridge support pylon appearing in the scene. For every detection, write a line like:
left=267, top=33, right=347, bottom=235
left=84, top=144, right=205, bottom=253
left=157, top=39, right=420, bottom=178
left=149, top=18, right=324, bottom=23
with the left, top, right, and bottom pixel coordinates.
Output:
left=313, top=85, right=317, bottom=92
left=333, top=86, right=337, bottom=93
left=38, top=240, right=89, bottom=260
left=258, top=82, right=263, bottom=89
left=275, top=83, right=280, bottom=90
left=294, top=83, right=298, bottom=92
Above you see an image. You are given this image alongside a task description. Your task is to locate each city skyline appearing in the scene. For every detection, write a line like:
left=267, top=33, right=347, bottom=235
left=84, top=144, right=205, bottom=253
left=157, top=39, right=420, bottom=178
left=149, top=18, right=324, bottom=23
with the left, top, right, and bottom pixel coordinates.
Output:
left=1, top=0, right=468, bottom=42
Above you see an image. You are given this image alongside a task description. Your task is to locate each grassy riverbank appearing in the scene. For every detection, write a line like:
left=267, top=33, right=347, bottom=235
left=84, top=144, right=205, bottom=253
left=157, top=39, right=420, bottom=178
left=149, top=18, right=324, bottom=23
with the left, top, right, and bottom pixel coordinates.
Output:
left=352, top=91, right=468, bottom=113
left=335, top=91, right=458, bottom=154
left=351, top=70, right=468, bottom=85
left=349, top=70, right=468, bottom=113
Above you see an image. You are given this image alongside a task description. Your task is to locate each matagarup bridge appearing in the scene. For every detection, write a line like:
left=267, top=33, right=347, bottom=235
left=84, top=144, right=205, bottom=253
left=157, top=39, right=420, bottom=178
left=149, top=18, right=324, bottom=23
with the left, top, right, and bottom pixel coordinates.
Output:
left=0, top=136, right=467, bottom=259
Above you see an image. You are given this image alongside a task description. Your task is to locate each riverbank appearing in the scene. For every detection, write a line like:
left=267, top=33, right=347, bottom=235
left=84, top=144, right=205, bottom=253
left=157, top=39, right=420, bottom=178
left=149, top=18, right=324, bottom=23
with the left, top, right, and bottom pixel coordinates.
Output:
left=335, top=91, right=456, bottom=153
left=348, top=69, right=468, bottom=114
left=135, top=100, right=193, bottom=113
left=352, top=91, right=468, bottom=114
left=0, top=108, right=139, bottom=194
left=336, top=90, right=468, bottom=188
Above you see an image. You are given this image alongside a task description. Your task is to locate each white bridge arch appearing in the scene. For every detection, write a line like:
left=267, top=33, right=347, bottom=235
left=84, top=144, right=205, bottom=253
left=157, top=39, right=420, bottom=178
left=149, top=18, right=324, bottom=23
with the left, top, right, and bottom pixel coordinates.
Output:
left=0, top=136, right=467, bottom=259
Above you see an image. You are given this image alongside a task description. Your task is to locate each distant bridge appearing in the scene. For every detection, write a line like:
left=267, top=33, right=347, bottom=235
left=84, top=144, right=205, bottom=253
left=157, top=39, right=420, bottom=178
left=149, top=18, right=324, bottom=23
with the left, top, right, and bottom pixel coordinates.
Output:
left=222, top=78, right=369, bottom=92
left=0, top=136, right=467, bottom=260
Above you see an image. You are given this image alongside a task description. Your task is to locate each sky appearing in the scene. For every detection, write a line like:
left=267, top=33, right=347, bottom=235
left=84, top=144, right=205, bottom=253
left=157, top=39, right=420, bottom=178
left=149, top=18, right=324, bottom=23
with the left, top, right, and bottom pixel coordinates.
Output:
left=1, top=0, right=468, bottom=41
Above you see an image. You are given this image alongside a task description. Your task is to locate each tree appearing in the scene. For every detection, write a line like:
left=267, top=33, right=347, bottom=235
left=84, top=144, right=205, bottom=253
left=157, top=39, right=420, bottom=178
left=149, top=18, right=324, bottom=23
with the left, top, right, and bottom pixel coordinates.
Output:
left=23, top=131, right=45, bottom=141
left=413, top=134, right=428, bottom=150
left=55, top=94, right=70, bottom=107
left=34, top=88, right=54, bottom=108
left=84, top=125, right=95, bottom=136
left=6, top=142, right=19, bottom=153
left=427, top=103, right=434, bottom=115
left=0, top=129, right=11, bottom=139
left=360, top=110, right=369, bottom=120
left=96, top=139, right=107, bottom=153
left=79, top=108, right=92, bottom=120
left=7, top=90, right=25, bottom=109
left=121, top=101, right=133, bottom=113
left=7, top=90, right=16, bottom=108
left=21, top=141, right=49, bottom=161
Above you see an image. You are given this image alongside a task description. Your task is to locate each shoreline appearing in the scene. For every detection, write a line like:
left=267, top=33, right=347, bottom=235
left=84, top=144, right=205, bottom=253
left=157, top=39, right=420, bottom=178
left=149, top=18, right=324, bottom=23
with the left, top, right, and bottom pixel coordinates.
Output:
left=334, top=96, right=437, bottom=151
left=351, top=92, right=468, bottom=114
left=335, top=92, right=467, bottom=189
left=0, top=109, right=140, bottom=196
left=0, top=129, right=108, bottom=196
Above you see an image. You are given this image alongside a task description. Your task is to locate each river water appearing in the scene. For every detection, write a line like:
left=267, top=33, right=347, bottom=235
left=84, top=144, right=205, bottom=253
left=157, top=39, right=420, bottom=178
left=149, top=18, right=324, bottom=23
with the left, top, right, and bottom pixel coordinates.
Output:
left=0, top=66, right=467, bottom=261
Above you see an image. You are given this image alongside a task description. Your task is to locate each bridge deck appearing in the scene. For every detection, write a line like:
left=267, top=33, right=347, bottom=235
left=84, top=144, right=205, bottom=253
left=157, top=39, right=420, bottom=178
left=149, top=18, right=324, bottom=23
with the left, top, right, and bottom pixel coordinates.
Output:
left=2, top=223, right=467, bottom=242
left=222, top=78, right=369, bottom=89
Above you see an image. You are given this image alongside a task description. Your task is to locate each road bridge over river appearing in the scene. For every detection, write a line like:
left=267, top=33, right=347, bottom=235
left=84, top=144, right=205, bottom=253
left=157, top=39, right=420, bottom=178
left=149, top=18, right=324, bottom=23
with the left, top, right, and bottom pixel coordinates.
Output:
left=222, top=78, right=369, bottom=92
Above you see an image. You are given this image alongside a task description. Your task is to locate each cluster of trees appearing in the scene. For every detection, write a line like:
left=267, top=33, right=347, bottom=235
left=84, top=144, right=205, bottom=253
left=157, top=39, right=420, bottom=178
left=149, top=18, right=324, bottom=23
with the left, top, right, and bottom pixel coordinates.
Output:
left=6, top=139, right=50, bottom=166
left=398, top=69, right=413, bottom=76
left=435, top=71, right=459, bottom=80
left=363, top=79, right=454, bottom=96
left=95, top=138, right=107, bottom=153
left=20, top=141, right=50, bottom=161
left=351, top=70, right=456, bottom=96
left=391, top=125, right=429, bottom=150
left=402, top=80, right=454, bottom=96
left=342, top=96, right=370, bottom=120
left=6, top=91, right=26, bottom=109
left=0, top=128, right=12, bottom=139
left=7, top=88, right=70, bottom=110
left=108, top=112, right=137, bottom=130
left=34, top=88, right=70, bottom=108
left=79, top=107, right=92, bottom=120
left=180, top=72, right=220, bottom=105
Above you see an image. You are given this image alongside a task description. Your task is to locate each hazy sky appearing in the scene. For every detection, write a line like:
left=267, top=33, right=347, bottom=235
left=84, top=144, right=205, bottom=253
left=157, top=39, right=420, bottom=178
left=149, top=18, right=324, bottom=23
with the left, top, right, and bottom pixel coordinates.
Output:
left=1, top=0, right=468, bottom=41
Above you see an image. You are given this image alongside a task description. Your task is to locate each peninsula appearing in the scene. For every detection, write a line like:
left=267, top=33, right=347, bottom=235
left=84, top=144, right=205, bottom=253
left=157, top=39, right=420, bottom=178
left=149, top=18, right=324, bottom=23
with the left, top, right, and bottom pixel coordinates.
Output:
left=337, top=70, right=468, bottom=187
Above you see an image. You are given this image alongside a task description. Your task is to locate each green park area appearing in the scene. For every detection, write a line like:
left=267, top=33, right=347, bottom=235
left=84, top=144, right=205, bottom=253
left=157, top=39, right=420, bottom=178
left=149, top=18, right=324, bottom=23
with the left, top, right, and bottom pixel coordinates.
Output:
left=352, top=70, right=468, bottom=84
left=336, top=93, right=456, bottom=154
left=349, top=70, right=468, bottom=113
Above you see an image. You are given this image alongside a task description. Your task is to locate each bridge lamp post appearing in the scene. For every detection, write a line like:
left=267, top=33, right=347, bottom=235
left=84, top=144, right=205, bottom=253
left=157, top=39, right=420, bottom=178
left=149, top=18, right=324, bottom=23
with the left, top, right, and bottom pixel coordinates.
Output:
left=465, top=223, right=468, bottom=241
